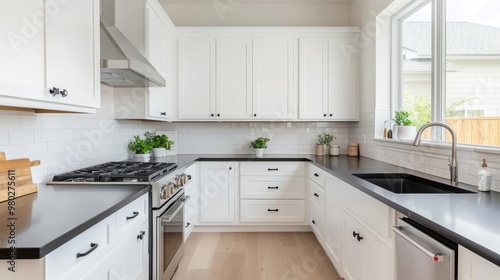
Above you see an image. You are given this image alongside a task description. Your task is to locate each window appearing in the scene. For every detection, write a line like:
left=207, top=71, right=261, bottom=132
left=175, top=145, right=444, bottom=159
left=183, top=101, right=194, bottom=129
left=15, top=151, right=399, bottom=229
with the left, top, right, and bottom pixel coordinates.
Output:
left=395, top=0, right=500, bottom=146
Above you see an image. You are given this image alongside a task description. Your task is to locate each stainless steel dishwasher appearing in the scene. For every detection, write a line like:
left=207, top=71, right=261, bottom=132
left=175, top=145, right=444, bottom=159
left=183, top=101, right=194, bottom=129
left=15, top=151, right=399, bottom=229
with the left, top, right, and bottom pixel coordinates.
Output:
left=392, top=217, right=457, bottom=280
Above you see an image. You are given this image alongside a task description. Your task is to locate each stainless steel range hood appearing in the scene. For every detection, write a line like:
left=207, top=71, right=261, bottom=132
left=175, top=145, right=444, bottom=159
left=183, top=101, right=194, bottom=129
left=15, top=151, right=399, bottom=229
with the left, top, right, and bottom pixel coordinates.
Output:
left=100, top=0, right=165, bottom=87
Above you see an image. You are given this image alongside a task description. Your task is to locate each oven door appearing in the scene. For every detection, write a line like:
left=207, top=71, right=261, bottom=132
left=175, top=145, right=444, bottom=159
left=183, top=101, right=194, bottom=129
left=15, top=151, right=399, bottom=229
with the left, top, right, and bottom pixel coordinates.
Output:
left=154, top=194, right=190, bottom=280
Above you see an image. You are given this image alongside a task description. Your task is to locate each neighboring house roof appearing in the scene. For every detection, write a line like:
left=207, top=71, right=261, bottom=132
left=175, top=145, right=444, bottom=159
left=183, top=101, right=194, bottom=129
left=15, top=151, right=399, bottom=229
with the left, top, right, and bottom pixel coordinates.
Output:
left=403, top=21, right=500, bottom=52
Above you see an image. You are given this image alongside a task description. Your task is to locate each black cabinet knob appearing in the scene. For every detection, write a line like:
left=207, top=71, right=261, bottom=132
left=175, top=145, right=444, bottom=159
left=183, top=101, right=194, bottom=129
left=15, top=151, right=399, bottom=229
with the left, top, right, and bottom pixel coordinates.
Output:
left=229, top=167, right=232, bottom=170
left=330, top=113, right=333, bottom=117
left=211, top=114, right=214, bottom=117
left=137, top=230, right=146, bottom=240
left=314, top=173, right=319, bottom=177
left=217, top=113, right=220, bottom=117
left=160, top=112, right=167, bottom=116
left=312, top=220, right=316, bottom=224
left=353, top=231, right=363, bottom=242
left=60, top=89, right=68, bottom=97
left=49, top=87, right=59, bottom=96
left=254, top=114, right=257, bottom=117
left=185, top=222, right=191, bottom=228
left=324, top=114, right=327, bottom=117
left=314, top=193, right=319, bottom=197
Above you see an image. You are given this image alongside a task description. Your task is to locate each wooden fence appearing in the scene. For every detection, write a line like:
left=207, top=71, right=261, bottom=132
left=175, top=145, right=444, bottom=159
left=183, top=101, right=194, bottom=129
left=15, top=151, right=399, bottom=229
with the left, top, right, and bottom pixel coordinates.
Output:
left=420, top=117, right=500, bottom=146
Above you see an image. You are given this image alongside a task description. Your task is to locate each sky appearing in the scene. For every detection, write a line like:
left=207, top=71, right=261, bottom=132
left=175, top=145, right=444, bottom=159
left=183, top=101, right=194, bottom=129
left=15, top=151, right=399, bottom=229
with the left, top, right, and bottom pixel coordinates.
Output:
left=408, top=0, right=500, bottom=28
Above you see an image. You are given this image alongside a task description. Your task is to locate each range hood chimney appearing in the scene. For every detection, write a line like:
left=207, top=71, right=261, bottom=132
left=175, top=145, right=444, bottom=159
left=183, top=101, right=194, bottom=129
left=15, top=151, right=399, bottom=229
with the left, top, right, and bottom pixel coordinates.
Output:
left=100, top=0, right=166, bottom=87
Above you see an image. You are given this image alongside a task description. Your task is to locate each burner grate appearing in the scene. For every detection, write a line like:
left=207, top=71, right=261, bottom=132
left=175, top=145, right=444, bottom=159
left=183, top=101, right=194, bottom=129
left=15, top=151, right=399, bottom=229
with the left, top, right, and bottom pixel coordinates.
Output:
left=52, top=161, right=177, bottom=182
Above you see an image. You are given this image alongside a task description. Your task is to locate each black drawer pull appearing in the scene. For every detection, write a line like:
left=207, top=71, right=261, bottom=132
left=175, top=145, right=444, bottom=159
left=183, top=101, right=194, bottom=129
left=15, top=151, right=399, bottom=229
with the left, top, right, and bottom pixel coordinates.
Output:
left=126, top=211, right=139, bottom=220
left=268, top=209, right=279, bottom=212
left=268, top=168, right=279, bottom=171
left=186, top=222, right=191, bottom=228
left=268, top=186, right=279, bottom=189
left=353, top=231, right=364, bottom=242
left=314, top=173, right=319, bottom=177
left=160, top=112, right=167, bottom=116
left=76, top=243, right=98, bottom=258
left=314, top=193, right=319, bottom=197
left=137, top=231, right=146, bottom=240
left=312, top=220, right=316, bottom=224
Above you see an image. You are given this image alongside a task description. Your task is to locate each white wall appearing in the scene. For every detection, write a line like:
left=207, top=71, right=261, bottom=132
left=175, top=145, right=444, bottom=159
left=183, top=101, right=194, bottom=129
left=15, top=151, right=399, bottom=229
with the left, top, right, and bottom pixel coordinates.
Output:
left=0, top=85, right=348, bottom=184
left=349, top=0, right=500, bottom=191
left=161, top=2, right=352, bottom=26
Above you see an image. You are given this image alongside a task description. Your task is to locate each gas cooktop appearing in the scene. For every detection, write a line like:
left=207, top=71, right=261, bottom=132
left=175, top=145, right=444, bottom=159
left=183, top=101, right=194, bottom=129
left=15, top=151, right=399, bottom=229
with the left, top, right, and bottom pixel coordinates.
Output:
left=52, top=161, right=178, bottom=183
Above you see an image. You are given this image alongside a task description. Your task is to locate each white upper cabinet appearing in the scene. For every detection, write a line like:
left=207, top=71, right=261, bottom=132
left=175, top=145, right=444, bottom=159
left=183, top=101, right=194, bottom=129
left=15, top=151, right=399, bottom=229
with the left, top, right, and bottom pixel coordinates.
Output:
left=299, top=38, right=329, bottom=119
left=0, top=0, right=100, bottom=113
left=178, top=38, right=216, bottom=120
left=216, top=38, right=253, bottom=120
left=114, top=0, right=173, bottom=121
left=253, top=38, right=295, bottom=120
left=299, top=35, right=359, bottom=121
left=329, top=37, right=358, bottom=120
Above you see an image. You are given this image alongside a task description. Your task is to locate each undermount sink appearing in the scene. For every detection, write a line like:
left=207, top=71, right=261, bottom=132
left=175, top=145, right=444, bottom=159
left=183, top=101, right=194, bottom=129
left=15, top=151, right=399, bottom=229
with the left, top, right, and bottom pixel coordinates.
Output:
left=352, top=173, right=475, bottom=194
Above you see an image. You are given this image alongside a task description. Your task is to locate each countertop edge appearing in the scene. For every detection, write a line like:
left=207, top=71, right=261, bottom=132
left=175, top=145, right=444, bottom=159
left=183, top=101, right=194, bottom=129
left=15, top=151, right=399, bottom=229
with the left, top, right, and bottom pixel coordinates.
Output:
left=0, top=186, right=150, bottom=259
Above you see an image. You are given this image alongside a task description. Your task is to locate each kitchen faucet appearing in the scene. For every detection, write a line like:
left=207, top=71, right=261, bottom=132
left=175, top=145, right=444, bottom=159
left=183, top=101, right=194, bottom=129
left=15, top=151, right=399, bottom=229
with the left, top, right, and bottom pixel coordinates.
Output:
left=413, top=122, right=458, bottom=186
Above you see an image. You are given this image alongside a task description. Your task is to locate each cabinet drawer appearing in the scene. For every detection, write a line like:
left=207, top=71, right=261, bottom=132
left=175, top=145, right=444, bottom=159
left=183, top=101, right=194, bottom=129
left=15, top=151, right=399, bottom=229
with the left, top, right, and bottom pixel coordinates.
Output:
left=309, top=179, right=325, bottom=218
left=240, top=200, right=305, bottom=223
left=117, top=193, right=148, bottom=238
left=45, top=214, right=117, bottom=280
left=240, top=162, right=305, bottom=176
left=308, top=164, right=331, bottom=187
left=240, top=176, right=305, bottom=199
left=310, top=206, right=325, bottom=241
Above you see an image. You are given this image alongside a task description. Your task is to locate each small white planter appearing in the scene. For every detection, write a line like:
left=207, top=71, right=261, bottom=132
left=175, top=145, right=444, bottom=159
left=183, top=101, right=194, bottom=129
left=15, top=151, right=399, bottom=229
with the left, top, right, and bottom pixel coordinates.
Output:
left=254, top=148, right=265, bottom=158
left=329, top=145, right=340, bottom=156
left=133, top=153, right=151, bottom=160
left=152, top=148, right=167, bottom=157
left=397, top=126, right=417, bottom=140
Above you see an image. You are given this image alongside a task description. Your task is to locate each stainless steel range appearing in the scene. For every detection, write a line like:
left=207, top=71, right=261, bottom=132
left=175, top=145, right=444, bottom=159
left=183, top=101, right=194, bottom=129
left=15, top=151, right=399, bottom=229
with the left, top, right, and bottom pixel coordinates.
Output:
left=49, top=160, right=191, bottom=280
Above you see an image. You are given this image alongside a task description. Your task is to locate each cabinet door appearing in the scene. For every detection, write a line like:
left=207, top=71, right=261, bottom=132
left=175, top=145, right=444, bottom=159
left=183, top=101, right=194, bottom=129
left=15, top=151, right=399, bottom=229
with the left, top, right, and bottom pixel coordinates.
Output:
left=0, top=1, right=45, bottom=100
left=328, top=37, right=358, bottom=120
left=253, top=38, right=295, bottom=120
left=46, top=0, right=100, bottom=108
left=299, top=38, right=328, bottom=120
left=199, top=162, right=235, bottom=223
left=324, top=177, right=343, bottom=270
left=147, top=4, right=171, bottom=120
left=178, top=38, right=216, bottom=120
left=459, top=246, right=500, bottom=280
left=342, top=211, right=364, bottom=280
left=216, top=38, right=253, bottom=119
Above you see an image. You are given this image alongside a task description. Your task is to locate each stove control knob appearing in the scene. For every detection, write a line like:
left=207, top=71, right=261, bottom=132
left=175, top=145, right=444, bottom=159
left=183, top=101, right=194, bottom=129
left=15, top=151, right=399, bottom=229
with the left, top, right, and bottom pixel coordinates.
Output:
left=160, top=185, right=168, bottom=200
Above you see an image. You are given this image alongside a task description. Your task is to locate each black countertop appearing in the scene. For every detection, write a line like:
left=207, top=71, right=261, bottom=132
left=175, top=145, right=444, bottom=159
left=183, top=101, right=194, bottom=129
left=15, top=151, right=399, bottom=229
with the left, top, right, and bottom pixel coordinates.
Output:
left=2, top=153, right=500, bottom=267
left=157, top=154, right=500, bottom=266
left=0, top=184, right=149, bottom=259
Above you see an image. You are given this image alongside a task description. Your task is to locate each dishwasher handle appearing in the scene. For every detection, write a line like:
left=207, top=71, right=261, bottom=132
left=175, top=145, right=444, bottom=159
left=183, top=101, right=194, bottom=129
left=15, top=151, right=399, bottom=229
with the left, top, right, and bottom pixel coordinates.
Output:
left=392, top=226, right=445, bottom=262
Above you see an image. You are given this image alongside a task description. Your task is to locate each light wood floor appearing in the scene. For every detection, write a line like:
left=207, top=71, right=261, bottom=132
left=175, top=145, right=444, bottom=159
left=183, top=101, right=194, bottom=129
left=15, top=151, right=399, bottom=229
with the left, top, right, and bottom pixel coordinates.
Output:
left=172, top=232, right=342, bottom=280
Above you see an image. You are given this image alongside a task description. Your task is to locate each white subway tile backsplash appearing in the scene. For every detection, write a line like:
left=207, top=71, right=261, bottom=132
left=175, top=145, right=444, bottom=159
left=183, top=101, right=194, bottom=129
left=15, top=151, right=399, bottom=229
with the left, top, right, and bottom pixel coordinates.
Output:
left=9, top=130, right=34, bottom=144
left=0, top=131, right=8, bottom=145
left=0, top=115, right=21, bottom=129
left=22, top=143, right=48, bottom=157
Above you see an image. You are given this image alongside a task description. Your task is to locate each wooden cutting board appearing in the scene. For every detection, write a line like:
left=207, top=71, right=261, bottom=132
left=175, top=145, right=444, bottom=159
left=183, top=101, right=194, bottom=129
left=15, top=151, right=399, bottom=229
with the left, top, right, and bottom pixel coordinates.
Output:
left=0, top=152, right=40, bottom=202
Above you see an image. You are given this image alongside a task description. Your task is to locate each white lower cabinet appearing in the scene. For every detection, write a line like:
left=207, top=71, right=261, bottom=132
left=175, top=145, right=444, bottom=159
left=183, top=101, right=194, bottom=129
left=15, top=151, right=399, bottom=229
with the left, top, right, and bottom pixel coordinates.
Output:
left=459, top=246, right=500, bottom=280
left=342, top=210, right=391, bottom=280
left=4, top=194, right=150, bottom=280
left=199, top=162, right=235, bottom=223
left=307, top=163, right=394, bottom=280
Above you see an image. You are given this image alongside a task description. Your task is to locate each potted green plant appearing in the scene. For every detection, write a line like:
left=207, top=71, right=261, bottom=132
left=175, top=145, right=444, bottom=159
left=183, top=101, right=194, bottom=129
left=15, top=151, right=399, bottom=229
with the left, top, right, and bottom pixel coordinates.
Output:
left=128, top=132, right=153, bottom=159
left=150, top=133, right=174, bottom=157
left=316, top=133, right=336, bottom=156
left=249, top=137, right=270, bottom=158
left=393, top=111, right=416, bottom=140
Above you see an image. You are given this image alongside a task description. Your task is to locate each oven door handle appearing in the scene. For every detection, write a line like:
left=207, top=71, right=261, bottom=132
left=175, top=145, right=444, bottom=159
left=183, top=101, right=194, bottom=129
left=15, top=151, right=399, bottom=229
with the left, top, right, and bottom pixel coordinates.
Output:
left=161, top=195, right=191, bottom=223
left=392, top=225, right=445, bottom=262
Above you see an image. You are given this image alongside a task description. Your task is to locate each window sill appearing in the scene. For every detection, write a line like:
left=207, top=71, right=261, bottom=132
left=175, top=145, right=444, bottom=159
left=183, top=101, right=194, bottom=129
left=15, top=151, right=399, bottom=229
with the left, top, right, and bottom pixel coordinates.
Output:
left=372, top=138, right=500, bottom=155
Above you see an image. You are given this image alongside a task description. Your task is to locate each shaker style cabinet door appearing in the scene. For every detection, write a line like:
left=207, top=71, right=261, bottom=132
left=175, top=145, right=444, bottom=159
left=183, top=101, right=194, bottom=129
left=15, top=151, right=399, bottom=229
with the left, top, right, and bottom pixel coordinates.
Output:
left=216, top=38, right=253, bottom=120
left=178, top=38, right=216, bottom=120
left=199, top=162, right=235, bottom=223
left=299, top=38, right=329, bottom=119
left=45, top=0, right=100, bottom=108
left=252, top=38, right=295, bottom=120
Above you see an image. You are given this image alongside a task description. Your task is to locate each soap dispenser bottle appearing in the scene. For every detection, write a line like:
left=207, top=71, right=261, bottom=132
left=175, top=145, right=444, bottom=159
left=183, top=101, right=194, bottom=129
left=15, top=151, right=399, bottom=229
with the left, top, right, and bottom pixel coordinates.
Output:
left=478, top=159, right=492, bottom=192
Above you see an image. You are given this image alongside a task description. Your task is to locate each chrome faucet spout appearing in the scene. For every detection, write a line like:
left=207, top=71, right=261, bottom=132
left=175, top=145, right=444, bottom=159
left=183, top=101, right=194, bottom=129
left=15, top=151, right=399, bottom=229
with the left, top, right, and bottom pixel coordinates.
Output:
left=412, top=122, right=458, bottom=186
